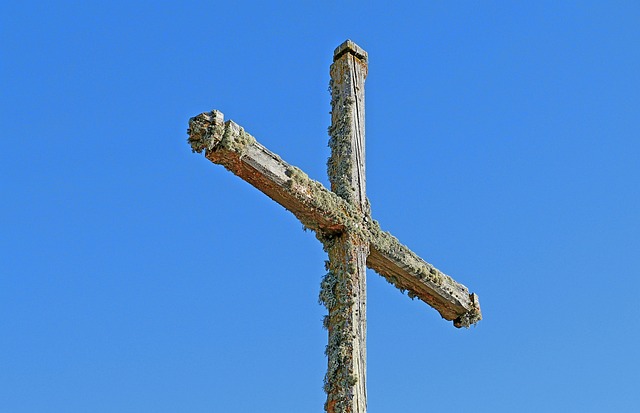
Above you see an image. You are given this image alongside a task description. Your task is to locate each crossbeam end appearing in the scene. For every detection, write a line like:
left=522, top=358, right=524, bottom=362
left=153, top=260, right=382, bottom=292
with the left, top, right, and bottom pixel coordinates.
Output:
left=367, top=223, right=481, bottom=328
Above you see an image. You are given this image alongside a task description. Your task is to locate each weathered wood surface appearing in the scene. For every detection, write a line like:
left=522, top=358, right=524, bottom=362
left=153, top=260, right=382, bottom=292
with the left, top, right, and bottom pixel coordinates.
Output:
left=188, top=39, right=482, bottom=413
left=367, top=226, right=481, bottom=327
left=187, top=111, right=481, bottom=327
left=321, top=40, right=369, bottom=413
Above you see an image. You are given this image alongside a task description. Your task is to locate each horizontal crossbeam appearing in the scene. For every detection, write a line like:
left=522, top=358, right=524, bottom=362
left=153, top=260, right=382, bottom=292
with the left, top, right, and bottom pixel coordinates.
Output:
left=187, top=110, right=481, bottom=327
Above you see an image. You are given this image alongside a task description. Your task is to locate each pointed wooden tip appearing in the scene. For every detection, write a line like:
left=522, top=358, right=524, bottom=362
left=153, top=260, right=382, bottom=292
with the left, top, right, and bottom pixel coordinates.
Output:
left=333, top=39, right=368, bottom=62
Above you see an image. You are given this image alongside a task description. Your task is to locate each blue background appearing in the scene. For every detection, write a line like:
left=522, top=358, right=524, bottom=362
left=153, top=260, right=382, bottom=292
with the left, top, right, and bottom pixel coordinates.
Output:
left=2, top=1, right=639, bottom=412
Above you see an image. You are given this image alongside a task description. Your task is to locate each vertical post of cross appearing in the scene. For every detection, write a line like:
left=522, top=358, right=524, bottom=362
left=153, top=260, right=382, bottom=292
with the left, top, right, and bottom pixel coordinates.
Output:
left=319, top=40, right=369, bottom=413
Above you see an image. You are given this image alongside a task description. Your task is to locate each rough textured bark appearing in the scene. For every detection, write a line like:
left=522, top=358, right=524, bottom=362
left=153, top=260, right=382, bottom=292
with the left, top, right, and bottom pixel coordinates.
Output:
left=320, top=40, right=369, bottom=413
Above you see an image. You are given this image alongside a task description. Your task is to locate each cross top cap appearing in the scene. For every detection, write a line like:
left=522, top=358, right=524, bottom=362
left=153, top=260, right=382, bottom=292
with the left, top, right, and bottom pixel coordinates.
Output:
left=333, top=39, right=368, bottom=62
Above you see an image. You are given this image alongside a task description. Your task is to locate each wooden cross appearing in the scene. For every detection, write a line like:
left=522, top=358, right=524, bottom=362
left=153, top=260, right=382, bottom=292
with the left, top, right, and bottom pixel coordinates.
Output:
left=187, top=40, right=481, bottom=413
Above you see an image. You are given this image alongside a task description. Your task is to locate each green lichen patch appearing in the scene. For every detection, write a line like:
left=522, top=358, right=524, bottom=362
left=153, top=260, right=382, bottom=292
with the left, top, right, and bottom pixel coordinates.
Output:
left=283, top=161, right=364, bottom=240
left=366, top=220, right=480, bottom=327
left=327, top=77, right=357, bottom=205
left=368, top=221, right=444, bottom=287
left=318, top=236, right=363, bottom=413
left=219, top=120, right=256, bottom=156
left=187, top=110, right=225, bottom=153
left=186, top=110, right=257, bottom=157
left=285, top=165, right=309, bottom=184
left=454, top=294, right=482, bottom=328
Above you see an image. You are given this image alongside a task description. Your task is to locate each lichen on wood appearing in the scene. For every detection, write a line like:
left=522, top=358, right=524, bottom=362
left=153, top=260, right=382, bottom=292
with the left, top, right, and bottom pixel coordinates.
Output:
left=186, top=109, right=481, bottom=328
left=320, top=40, right=370, bottom=413
left=327, top=81, right=356, bottom=203
left=319, top=240, right=356, bottom=412
left=187, top=110, right=256, bottom=156
left=187, top=110, right=225, bottom=153
left=367, top=220, right=481, bottom=327
left=319, top=232, right=368, bottom=413
left=187, top=38, right=483, bottom=413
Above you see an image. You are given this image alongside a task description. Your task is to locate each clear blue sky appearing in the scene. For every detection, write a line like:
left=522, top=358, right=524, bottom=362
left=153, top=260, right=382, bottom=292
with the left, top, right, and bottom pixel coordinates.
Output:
left=2, top=1, right=639, bottom=412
